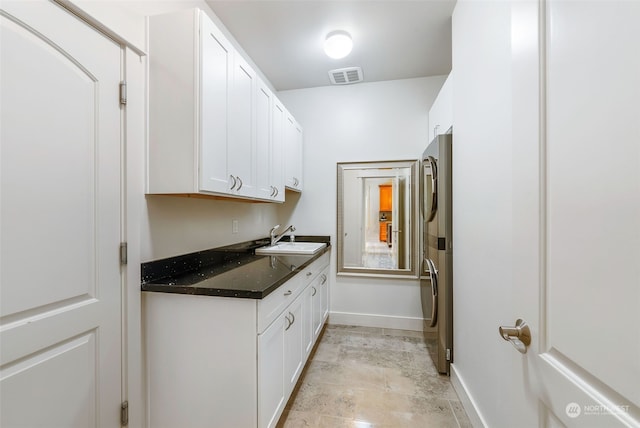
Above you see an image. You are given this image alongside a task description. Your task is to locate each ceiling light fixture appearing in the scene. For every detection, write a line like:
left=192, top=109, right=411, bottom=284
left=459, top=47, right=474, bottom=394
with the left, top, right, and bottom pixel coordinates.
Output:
left=324, top=30, right=353, bottom=59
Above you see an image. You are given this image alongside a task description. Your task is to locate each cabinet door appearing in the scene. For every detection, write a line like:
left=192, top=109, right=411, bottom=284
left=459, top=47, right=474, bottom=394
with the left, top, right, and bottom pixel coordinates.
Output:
left=311, top=276, right=322, bottom=341
left=271, top=98, right=286, bottom=202
left=255, top=80, right=273, bottom=200
left=199, top=12, right=233, bottom=193
left=320, top=269, right=330, bottom=324
left=284, top=113, right=303, bottom=191
left=293, top=122, right=303, bottom=191
left=302, top=285, right=314, bottom=359
left=258, top=316, right=286, bottom=428
left=228, top=54, right=256, bottom=197
left=283, top=294, right=304, bottom=396
left=312, top=269, right=329, bottom=340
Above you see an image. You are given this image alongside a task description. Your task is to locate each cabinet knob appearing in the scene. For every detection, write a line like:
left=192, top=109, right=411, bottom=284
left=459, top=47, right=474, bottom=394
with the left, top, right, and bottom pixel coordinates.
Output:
left=236, top=176, right=243, bottom=191
left=311, top=286, right=317, bottom=297
left=229, top=175, right=237, bottom=190
left=284, top=290, right=292, bottom=296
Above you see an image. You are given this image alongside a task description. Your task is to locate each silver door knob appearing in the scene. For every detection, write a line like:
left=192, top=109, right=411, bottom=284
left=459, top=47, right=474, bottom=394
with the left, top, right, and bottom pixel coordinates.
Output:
left=498, top=319, right=531, bottom=354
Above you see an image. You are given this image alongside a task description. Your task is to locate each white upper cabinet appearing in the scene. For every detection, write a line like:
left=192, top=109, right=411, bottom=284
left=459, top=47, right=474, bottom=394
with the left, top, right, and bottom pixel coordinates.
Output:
left=200, top=12, right=233, bottom=194
left=256, top=83, right=285, bottom=202
left=148, top=8, right=300, bottom=202
left=228, top=54, right=257, bottom=197
left=255, top=80, right=273, bottom=200
left=269, top=96, right=286, bottom=202
left=284, top=112, right=303, bottom=191
left=428, top=72, right=453, bottom=140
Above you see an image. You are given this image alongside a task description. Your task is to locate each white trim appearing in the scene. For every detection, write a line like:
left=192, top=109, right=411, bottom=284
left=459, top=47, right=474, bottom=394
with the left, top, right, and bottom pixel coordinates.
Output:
left=54, top=0, right=146, bottom=56
left=450, top=364, right=489, bottom=428
left=123, top=48, right=147, bottom=428
left=328, top=311, right=423, bottom=331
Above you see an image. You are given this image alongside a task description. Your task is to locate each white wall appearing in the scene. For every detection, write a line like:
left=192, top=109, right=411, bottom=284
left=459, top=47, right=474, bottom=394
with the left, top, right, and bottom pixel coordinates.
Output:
left=278, top=76, right=446, bottom=330
left=449, top=2, right=525, bottom=427
left=142, top=195, right=282, bottom=261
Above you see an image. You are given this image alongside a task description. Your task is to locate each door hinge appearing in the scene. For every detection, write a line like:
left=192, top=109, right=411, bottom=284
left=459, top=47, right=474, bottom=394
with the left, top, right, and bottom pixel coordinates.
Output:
left=121, top=401, right=128, bottom=426
left=119, top=81, right=127, bottom=105
left=120, top=242, right=128, bottom=265
left=446, top=348, right=452, bottom=361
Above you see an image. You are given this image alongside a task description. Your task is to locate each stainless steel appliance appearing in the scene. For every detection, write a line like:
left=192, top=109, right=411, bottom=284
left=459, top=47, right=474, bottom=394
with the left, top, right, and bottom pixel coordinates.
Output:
left=420, top=134, right=453, bottom=374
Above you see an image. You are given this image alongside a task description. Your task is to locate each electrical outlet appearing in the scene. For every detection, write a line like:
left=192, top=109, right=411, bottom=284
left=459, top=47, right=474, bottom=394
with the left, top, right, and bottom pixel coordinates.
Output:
left=232, top=219, right=239, bottom=234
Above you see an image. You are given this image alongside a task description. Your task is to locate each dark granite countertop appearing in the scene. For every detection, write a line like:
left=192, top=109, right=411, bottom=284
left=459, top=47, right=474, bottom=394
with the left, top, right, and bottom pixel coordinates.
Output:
left=141, top=236, right=330, bottom=299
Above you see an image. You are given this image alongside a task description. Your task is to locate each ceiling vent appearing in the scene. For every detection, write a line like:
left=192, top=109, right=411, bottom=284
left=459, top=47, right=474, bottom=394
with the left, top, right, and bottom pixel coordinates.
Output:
left=328, top=67, right=363, bottom=85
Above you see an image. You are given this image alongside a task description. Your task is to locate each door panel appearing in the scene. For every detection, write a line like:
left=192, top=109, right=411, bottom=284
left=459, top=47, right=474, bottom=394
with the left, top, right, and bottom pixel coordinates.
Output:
left=1, top=333, right=97, bottom=427
left=1, top=13, right=98, bottom=317
left=0, top=2, right=122, bottom=426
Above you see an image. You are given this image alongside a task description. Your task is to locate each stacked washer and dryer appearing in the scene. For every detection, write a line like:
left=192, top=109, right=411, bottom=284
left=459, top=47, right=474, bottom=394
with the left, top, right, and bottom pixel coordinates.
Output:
left=420, top=134, right=453, bottom=375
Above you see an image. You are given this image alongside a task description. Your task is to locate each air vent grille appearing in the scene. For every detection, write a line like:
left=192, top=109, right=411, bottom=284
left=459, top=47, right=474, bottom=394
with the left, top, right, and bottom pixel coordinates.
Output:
left=328, top=67, right=363, bottom=85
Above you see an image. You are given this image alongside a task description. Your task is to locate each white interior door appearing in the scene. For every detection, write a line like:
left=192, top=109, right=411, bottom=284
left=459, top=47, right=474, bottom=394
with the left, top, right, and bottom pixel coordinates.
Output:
left=1, top=1, right=123, bottom=426
left=509, top=1, right=640, bottom=426
left=341, top=170, right=363, bottom=267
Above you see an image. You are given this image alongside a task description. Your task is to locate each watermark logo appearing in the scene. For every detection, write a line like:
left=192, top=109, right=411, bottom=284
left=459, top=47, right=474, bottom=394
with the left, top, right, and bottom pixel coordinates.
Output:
left=565, top=402, right=582, bottom=418
left=584, top=404, right=630, bottom=416
left=565, top=402, right=630, bottom=418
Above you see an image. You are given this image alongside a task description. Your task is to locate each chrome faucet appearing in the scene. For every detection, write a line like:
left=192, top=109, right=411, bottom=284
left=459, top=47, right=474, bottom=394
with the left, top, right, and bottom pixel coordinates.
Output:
left=270, top=224, right=296, bottom=246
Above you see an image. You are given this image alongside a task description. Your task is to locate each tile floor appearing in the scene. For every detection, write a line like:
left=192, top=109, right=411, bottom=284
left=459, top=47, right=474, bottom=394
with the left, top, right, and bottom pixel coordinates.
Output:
left=277, top=324, right=472, bottom=428
left=362, top=241, right=395, bottom=269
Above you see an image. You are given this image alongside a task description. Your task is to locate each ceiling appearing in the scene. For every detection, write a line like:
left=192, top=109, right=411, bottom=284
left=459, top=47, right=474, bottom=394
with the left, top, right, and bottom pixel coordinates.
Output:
left=206, top=1, right=455, bottom=91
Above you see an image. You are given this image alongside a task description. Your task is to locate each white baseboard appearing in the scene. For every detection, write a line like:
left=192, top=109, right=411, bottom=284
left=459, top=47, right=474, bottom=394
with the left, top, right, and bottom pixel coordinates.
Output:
left=450, top=364, right=488, bottom=428
left=328, top=311, right=423, bottom=331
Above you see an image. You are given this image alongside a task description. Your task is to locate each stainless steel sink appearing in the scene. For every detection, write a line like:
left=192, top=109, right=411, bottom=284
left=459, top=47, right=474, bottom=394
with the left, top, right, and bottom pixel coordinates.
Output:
left=255, top=242, right=327, bottom=255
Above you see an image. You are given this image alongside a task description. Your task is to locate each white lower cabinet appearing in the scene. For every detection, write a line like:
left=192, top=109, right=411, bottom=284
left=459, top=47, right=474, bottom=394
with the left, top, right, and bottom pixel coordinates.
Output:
left=257, top=253, right=329, bottom=428
left=258, top=315, right=286, bottom=428
left=283, top=294, right=304, bottom=396
left=146, top=251, right=330, bottom=428
left=311, top=269, right=330, bottom=340
left=320, top=270, right=329, bottom=324
left=302, top=284, right=314, bottom=359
